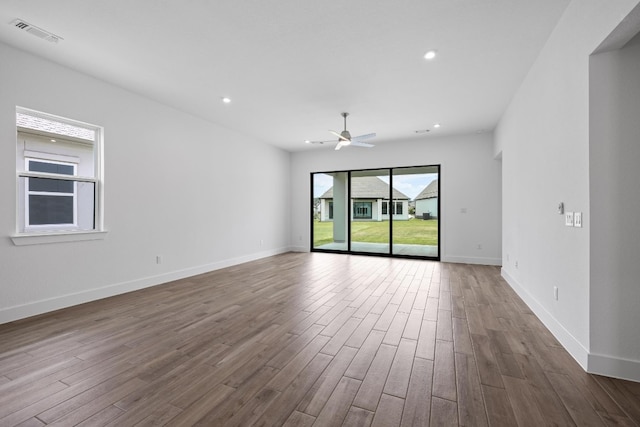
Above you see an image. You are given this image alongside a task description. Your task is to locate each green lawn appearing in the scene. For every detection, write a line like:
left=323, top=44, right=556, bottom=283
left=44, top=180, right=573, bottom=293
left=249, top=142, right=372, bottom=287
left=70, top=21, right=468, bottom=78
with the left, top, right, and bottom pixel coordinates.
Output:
left=313, top=219, right=438, bottom=247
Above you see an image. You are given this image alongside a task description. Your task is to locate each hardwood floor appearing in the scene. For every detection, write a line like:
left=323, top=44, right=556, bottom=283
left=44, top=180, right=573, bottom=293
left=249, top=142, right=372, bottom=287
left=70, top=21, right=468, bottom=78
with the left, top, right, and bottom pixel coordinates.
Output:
left=1, top=252, right=639, bottom=426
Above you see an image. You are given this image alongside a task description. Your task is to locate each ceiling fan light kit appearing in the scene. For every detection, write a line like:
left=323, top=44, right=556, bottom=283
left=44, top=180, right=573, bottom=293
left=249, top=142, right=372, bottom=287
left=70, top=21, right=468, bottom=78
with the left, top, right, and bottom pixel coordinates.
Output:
left=304, top=112, right=376, bottom=150
left=303, top=112, right=376, bottom=150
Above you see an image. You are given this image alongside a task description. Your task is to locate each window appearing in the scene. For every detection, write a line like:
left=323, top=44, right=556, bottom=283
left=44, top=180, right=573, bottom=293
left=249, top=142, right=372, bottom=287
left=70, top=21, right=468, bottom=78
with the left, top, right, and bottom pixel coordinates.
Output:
left=393, top=201, right=403, bottom=215
left=13, top=108, right=104, bottom=244
left=353, top=202, right=372, bottom=219
left=328, top=201, right=334, bottom=220
left=383, top=201, right=402, bottom=215
left=26, top=159, right=77, bottom=228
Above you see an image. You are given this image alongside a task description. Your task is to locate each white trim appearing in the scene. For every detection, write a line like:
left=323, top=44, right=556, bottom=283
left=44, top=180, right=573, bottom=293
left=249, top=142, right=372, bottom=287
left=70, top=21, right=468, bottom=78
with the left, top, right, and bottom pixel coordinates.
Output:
left=587, top=353, right=640, bottom=382
left=501, top=268, right=589, bottom=369
left=24, top=150, right=79, bottom=164
left=443, top=255, right=502, bottom=266
left=19, top=171, right=97, bottom=183
left=11, top=230, right=108, bottom=246
left=0, top=246, right=289, bottom=324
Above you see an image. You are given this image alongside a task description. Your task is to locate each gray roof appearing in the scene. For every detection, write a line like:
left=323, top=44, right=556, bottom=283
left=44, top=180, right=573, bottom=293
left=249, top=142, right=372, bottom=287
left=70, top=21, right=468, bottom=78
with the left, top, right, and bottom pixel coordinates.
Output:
left=320, top=176, right=409, bottom=200
left=414, top=179, right=438, bottom=200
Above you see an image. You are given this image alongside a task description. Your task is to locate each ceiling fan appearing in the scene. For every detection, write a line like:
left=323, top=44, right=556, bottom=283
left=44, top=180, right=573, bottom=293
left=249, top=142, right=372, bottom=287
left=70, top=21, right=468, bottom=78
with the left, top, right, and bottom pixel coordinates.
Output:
left=305, top=112, right=376, bottom=150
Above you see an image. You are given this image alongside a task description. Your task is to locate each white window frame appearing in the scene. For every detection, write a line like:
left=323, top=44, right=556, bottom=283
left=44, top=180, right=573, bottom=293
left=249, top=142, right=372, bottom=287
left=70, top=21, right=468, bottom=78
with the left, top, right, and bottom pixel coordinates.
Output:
left=12, top=107, right=106, bottom=246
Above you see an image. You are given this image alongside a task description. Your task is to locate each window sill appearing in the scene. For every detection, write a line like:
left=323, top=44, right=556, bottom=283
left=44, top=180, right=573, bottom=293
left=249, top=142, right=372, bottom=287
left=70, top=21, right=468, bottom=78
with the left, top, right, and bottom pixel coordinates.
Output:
left=11, top=230, right=108, bottom=246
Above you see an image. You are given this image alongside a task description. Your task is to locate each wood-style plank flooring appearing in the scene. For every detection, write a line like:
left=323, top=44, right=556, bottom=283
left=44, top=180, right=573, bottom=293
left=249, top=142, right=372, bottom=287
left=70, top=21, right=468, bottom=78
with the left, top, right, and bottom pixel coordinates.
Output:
left=1, top=252, right=639, bottom=426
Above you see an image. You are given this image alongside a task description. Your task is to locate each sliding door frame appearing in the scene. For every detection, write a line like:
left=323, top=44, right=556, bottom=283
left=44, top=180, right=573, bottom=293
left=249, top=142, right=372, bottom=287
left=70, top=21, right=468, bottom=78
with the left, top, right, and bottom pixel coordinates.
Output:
left=310, top=164, right=440, bottom=261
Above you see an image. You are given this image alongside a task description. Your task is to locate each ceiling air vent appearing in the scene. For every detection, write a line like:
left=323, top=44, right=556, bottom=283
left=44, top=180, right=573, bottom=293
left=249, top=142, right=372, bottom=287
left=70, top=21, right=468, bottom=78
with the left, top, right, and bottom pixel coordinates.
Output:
left=11, top=19, right=62, bottom=43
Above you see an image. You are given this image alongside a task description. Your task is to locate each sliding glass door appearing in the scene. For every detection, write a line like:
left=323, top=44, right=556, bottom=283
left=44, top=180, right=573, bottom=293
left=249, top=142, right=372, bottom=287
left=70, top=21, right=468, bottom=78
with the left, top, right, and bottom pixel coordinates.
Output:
left=313, top=172, right=348, bottom=251
left=311, top=165, right=440, bottom=260
left=391, top=166, right=439, bottom=257
left=350, top=169, right=390, bottom=254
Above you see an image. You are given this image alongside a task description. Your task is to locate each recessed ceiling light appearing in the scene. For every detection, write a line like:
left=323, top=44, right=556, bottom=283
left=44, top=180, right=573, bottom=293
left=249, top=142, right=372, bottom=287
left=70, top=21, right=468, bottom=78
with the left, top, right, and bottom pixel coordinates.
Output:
left=433, top=123, right=441, bottom=128
left=424, top=50, right=437, bottom=60
left=304, top=140, right=311, bottom=144
left=50, top=139, right=56, bottom=142
left=221, top=97, right=231, bottom=104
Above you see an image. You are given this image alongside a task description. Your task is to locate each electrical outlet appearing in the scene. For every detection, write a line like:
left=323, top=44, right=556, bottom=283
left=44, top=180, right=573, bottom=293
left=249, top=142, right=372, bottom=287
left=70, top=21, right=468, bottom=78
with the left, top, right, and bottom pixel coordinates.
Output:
left=574, top=212, right=582, bottom=228
left=565, top=212, right=574, bottom=226
left=260, top=239, right=264, bottom=246
left=515, top=260, right=519, bottom=269
left=554, top=286, right=558, bottom=300
left=156, top=255, right=162, bottom=264
left=477, top=244, right=482, bottom=250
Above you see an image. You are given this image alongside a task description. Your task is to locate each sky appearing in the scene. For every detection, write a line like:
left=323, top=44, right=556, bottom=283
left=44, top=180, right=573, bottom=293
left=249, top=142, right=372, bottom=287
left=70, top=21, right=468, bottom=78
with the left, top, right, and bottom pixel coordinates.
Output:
left=313, top=173, right=437, bottom=199
left=379, top=174, right=437, bottom=199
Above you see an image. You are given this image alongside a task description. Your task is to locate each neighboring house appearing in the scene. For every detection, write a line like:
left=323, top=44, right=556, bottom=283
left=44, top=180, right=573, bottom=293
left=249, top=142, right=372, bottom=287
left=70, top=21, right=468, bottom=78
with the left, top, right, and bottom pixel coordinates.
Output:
left=414, top=179, right=438, bottom=219
left=319, top=176, right=410, bottom=221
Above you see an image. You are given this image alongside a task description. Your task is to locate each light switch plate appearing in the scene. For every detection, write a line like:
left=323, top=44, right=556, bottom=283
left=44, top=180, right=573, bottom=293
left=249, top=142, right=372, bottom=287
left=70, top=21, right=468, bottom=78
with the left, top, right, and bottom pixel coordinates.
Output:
left=574, top=212, right=582, bottom=228
left=565, top=212, right=574, bottom=226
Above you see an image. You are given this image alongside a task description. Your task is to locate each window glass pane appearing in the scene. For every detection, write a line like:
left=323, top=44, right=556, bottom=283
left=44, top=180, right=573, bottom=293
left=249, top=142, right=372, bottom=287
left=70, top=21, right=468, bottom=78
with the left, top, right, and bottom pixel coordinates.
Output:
left=16, top=108, right=101, bottom=235
left=28, top=177, right=74, bottom=193
left=351, top=170, right=390, bottom=254
left=312, top=166, right=438, bottom=260
left=29, top=195, right=74, bottom=225
left=391, top=166, right=439, bottom=258
left=28, top=161, right=74, bottom=175
left=312, top=172, right=348, bottom=251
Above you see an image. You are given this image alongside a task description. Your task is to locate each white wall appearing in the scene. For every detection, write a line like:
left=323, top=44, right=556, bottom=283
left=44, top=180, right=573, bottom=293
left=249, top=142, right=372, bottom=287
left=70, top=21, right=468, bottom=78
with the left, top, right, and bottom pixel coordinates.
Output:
left=589, top=32, right=640, bottom=380
left=290, top=133, right=502, bottom=265
left=495, top=0, right=640, bottom=380
left=0, top=42, right=291, bottom=323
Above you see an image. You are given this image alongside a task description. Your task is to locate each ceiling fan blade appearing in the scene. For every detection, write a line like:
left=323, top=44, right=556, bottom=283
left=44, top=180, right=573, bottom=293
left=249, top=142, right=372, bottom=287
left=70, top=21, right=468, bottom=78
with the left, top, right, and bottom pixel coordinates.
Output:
left=329, top=130, right=350, bottom=141
left=335, top=140, right=346, bottom=151
left=351, top=133, right=376, bottom=141
left=350, top=141, right=375, bottom=148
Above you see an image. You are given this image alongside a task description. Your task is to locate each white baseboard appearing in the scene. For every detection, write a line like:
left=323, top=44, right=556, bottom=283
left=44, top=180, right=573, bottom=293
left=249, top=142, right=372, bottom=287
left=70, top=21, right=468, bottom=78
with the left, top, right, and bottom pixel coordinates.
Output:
left=502, top=269, right=640, bottom=381
left=501, top=268, right=590, bottom=369
left=443, top=255, right=502, bottom=266
left=588, top=352, right=640, bottom=382
left=289, top=245, right=309, bottom=253
left=0, top=246, right=290, bottom=325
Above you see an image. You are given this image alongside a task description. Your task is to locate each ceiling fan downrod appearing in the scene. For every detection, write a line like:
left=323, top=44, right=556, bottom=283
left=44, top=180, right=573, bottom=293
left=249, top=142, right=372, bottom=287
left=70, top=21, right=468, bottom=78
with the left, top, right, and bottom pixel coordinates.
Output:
left=340, top=112, right=351, bottom=143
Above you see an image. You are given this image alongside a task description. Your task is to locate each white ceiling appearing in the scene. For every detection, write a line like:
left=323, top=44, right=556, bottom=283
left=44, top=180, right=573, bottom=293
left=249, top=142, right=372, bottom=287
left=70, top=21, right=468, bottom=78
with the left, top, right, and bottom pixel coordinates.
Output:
left=0, top=0, right=571, bottom=152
